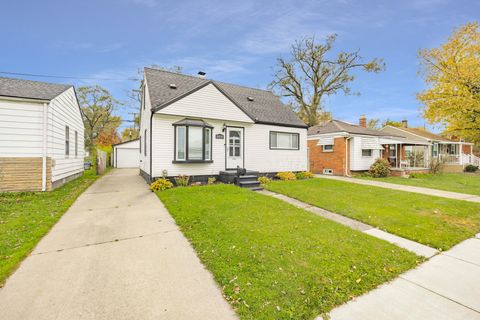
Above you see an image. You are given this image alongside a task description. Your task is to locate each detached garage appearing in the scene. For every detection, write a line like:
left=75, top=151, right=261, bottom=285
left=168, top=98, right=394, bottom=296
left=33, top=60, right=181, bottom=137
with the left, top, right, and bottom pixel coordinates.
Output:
left=112, top=139, right=139, bottom=168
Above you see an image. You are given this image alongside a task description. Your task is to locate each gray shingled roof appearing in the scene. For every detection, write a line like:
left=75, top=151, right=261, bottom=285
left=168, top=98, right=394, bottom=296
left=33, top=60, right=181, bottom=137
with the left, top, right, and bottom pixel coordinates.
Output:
left=308, top=120, right=393, bottom=136
left=0, top=77, right=72, bottom=101
left=144, top=67, right=307, bottom=128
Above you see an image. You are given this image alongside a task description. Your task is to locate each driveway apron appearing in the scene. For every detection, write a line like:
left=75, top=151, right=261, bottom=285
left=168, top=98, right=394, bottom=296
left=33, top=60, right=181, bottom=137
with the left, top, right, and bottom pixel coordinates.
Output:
left=0, top=169, right=237, bottom=320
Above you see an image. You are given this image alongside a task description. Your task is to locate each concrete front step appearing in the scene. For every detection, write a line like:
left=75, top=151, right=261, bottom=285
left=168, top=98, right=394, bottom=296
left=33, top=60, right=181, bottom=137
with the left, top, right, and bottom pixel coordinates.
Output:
left=238, top=180, right=261, bottom=189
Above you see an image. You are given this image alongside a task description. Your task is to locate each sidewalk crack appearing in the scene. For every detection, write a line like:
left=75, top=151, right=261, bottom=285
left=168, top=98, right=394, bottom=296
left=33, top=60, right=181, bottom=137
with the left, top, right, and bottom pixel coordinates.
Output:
left=33, top=229, right=178, bottom=256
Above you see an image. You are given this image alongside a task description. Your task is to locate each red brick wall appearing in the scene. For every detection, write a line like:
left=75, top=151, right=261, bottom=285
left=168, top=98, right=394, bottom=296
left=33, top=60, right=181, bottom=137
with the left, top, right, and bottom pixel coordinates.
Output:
left=462, top=144, right=472, bottom=154
left=308, top=137, right=349, bottom=176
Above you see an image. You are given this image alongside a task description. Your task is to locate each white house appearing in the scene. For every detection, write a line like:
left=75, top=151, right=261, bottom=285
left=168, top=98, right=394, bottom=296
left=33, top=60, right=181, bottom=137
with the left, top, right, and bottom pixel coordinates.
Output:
left=112, top=139, right=140, bottom=168
left=0, top=77, right=85, bottom=192
left=138, top=68, right=307, bottom=184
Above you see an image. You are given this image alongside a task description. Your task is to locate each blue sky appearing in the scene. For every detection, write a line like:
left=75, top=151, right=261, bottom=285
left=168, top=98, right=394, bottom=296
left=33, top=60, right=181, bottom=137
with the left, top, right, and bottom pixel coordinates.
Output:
left=1, top=0, right=478, bottom=132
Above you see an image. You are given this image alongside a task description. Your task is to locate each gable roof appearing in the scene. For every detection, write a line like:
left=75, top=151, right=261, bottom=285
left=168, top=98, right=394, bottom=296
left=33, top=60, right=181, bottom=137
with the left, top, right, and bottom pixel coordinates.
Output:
left=144, top=67, right=307, bottom=128
left=0, top=77, right=72, bottom=101
left=308, top=120, right=395, bottom=137
left=112, top=138, right=140, bottom=147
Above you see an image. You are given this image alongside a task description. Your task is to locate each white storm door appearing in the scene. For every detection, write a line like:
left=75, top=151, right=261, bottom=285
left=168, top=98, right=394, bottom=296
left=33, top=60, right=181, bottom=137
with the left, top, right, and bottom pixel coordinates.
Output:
left=226, top=127, right=243, bottom=169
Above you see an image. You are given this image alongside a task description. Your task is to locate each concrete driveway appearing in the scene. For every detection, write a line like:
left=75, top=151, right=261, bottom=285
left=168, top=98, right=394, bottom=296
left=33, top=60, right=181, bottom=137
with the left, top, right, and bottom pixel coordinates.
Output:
left=0, top=169, right=237, bottom=320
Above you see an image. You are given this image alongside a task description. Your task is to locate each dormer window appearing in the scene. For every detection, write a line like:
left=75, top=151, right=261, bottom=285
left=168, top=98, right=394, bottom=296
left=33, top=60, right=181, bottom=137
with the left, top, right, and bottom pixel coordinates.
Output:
left=169, top=84, right=177, bottom=89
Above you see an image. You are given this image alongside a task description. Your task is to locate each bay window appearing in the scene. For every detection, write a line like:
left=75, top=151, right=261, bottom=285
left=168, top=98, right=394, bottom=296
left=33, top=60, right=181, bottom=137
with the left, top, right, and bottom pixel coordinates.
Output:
left=270, top=131, right=299, bottom=150
left=173, top=119, right=213, bottom=162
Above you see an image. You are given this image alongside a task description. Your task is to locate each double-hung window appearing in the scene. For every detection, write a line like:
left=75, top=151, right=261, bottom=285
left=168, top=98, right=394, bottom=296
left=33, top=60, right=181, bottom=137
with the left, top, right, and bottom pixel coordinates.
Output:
left=270, top=131, right=299, bottom=150
left=65, top=126, right=70, bottom=157
left=174, top=119, right=213, bottom=162
left=74, top=131, right=78, bottom=157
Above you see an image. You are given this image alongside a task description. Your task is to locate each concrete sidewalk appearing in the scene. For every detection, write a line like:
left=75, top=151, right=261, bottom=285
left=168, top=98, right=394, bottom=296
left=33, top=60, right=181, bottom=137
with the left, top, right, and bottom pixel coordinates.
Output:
left=0, top=169, right=237, bottom=320
left=315, top=174, right=480, bottom=203
left=326, top=236, right=480, bottom=320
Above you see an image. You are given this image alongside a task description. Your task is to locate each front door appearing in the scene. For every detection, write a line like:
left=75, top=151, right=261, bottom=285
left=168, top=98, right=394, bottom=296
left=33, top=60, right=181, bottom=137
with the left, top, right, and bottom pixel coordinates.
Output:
left=226, top=127, right=243, bottom=169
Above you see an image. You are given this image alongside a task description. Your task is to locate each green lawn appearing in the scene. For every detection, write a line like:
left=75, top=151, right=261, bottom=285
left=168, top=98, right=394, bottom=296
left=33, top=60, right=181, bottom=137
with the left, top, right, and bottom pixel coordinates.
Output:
left=357, top=173, right=480, bottom=196
left=266, top=178, right=480, bottom=251
left=157, top=184, right=419, bottom=319
left=0, top=170, right=98, bottom=285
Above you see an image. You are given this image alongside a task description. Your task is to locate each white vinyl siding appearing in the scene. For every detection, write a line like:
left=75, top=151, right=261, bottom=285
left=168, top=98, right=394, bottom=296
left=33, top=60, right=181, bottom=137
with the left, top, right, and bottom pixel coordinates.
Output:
left=48, top=88, right=84, bottom=182
left=0, top=99, right=44, bottom=156
left=349, top=136, right=382, bottom=171
left=158, top=83, right=254, bottom=123
left=0, top=88, right=84, bottom=183
left=151, top=114, right=307, bottom=177
left=139, top=82, right=151, bottom=174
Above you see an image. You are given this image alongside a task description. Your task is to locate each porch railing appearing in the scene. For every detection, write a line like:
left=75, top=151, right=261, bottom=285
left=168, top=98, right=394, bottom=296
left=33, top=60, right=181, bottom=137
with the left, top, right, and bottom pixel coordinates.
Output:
left=463, top=153, right=480, bottom=167
left=439, top=154, right=460, bottom=164
left=439, top=153, right=480, bottom=166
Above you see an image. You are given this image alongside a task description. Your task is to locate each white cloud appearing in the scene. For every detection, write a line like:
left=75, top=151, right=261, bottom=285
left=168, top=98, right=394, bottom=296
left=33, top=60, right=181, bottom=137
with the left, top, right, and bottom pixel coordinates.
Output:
left=238, top=4, right=334, bottom=55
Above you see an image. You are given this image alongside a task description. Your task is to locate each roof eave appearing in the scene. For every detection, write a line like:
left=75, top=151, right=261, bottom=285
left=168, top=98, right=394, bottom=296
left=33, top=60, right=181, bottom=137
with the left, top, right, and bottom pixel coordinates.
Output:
left=255, top=120, right=307, bottom=129
left=0, top=95, right=51, bottom=103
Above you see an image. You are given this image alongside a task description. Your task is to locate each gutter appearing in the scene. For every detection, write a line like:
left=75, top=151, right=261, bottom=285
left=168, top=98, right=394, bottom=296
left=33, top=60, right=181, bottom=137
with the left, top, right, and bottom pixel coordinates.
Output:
left=41, top=102, right=49, bottom=191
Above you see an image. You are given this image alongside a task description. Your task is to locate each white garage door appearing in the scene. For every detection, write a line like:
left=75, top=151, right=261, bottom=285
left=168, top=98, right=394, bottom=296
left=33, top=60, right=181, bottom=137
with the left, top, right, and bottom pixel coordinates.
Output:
left=116, top=148, right=139, bottom=168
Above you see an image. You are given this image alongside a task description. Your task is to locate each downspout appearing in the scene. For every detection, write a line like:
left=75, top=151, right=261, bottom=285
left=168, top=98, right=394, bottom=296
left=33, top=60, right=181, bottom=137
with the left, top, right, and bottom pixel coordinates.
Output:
left=149, top=112, right=153, bottom=183
left=41, top=102, right=49, bottom=191
left=345, top=136, right=352, bottom=177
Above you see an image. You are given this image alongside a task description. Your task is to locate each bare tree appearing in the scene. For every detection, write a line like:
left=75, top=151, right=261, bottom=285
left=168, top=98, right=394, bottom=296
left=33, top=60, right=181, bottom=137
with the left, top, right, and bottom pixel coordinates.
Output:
left=270, top=35, right=385, bottom=127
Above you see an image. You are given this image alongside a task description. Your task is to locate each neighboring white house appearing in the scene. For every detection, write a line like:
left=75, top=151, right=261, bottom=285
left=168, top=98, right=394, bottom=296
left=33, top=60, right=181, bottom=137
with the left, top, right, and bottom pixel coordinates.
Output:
left=138, top=68, right=308, bottom=183
left=112, top=139, right=139, bottom=168
left=0, top=77, right=85, bottom=191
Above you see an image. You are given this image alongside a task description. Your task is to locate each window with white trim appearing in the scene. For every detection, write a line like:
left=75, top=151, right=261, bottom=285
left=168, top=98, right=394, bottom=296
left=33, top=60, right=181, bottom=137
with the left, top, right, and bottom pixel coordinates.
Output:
left=174, top=123, right=213, bottom=162
left=65, top=126, right=70, bottom=157
left=144, top=129, right=147, bottom=156
left=75, top=131, right=78, bottom=157
left=270, top=131, right=299, bottom=150
left=362, top=149, right=372, bottom=157
left=322, top=145, right=333, bottom=152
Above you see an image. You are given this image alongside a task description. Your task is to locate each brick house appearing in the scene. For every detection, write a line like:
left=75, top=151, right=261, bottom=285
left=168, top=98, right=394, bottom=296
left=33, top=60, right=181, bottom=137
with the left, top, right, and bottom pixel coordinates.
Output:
left=308, top=116, right=398, bottom=176
left=308, top=116, right=478, bottom=176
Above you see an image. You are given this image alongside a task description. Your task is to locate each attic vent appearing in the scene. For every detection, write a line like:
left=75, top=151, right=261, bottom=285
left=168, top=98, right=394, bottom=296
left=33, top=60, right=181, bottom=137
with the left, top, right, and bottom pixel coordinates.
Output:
left=169, top=84, right=177, bottom=89
left=247, top=96, right=254, bottom=101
